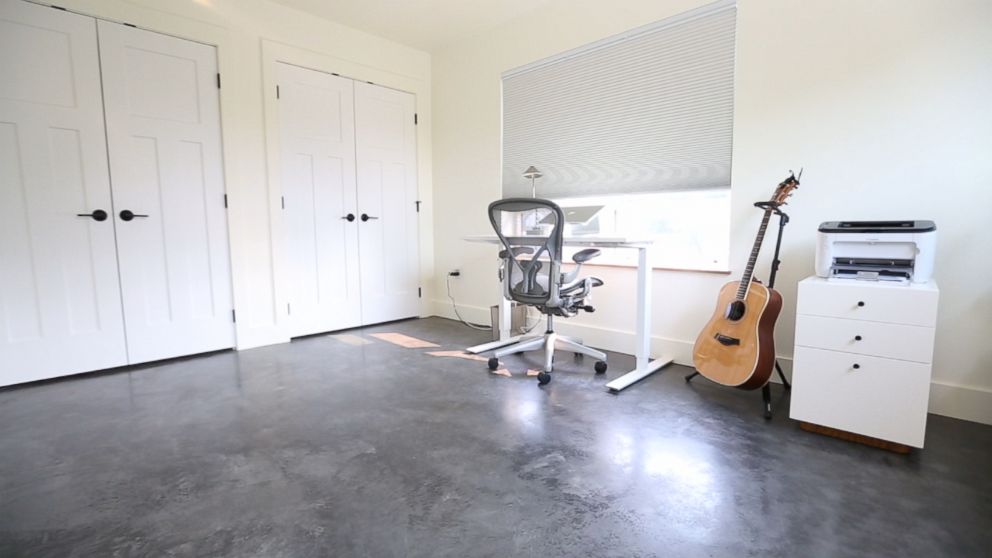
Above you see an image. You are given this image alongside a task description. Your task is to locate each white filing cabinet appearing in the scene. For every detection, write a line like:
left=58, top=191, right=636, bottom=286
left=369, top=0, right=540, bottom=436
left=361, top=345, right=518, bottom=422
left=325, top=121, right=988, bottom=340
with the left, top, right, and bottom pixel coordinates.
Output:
left=790, top=277, right=939, bottom=448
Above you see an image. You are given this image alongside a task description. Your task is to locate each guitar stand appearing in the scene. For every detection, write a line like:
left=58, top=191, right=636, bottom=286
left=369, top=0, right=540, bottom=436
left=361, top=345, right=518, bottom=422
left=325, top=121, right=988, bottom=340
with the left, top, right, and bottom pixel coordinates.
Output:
left=685, top=201, right=792, bottom=419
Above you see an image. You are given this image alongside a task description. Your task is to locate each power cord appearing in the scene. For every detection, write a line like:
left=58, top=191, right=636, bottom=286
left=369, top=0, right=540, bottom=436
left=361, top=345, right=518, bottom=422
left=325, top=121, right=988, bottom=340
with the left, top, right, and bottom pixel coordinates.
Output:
left=446, top=272, right=492, bottom=331
left=520, top=307, right=542, bottom=334
left=446, top=270, right=543, bottom=334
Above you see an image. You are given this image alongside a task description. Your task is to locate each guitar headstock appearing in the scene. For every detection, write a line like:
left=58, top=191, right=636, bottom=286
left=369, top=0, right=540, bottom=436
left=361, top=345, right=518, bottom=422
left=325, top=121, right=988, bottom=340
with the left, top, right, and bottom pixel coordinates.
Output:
left=771, top=169, right=801, bottom=206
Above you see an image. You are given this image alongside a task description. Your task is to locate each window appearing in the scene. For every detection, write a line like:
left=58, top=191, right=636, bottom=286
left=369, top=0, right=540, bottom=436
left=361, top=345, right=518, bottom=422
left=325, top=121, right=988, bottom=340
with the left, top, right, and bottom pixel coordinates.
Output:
left=552, top=190, right=730, bottom=271
left=501, top=0, right=736, bottom=271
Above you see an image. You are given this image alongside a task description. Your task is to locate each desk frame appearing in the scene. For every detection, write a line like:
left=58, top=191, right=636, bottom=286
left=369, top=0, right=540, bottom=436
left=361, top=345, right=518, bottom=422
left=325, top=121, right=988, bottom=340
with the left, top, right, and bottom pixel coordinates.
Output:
left=464, top=236, right=673, bottom=392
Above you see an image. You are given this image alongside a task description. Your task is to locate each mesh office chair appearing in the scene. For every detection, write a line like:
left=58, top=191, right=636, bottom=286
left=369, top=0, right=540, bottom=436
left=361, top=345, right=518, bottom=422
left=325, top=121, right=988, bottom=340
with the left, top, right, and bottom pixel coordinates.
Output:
left=486, top=198, right=608, bottom=385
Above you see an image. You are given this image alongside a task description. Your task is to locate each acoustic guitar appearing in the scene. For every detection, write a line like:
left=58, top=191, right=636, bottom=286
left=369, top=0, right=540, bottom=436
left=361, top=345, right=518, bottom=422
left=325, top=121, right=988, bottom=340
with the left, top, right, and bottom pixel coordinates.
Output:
left=692, top=173, right=800, bottom=390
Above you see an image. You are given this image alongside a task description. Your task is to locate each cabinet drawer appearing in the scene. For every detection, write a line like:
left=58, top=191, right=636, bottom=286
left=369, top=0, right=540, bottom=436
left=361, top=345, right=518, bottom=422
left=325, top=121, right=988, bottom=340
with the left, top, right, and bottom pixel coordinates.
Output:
left=789, top=347, right=931, bottom=447
left=797, top=279, right=938, bottom=326
left=795, top=315, right=935, bottom=363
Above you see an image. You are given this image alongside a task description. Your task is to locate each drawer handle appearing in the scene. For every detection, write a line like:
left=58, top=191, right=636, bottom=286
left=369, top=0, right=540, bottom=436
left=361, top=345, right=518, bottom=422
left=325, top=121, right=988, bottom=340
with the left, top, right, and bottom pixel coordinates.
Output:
left=857, top=301, right=865, bottom=307
left=854, top=335, right=863, bottom=341
left=852, top=363, right=861, bottom=370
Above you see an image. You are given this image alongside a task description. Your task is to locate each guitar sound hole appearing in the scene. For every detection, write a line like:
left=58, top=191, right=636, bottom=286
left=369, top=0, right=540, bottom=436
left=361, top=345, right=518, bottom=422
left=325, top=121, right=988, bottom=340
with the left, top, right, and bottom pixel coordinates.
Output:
left=725, top=300, right=746, bottom=321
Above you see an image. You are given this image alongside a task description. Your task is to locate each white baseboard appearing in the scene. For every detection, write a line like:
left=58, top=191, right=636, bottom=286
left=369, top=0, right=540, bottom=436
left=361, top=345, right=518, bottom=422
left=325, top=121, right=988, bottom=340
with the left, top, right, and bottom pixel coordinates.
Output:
left=928, top=381, right=992, bottom=425
left=428, top=299, right=992, bottom=426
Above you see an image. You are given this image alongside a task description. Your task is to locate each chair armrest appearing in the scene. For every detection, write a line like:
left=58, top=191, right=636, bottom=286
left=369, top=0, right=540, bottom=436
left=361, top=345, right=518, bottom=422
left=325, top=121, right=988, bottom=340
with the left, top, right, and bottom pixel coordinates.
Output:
left=561, top=249, right=599, bottom=284
left=572, top=248, right=601, bottom=264
left=561, top=276, right=603, bottom=294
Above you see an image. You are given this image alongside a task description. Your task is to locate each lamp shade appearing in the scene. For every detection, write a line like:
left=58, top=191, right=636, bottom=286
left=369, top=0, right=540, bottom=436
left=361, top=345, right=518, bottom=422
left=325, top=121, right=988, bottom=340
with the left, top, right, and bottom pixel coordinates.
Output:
left=522, top=166, right=543, bottom=180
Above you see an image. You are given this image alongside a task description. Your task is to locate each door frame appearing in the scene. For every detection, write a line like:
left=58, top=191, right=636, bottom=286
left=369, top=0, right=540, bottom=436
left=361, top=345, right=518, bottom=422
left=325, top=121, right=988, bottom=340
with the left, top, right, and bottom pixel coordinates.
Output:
left=261, top=40, right=430, bottom=340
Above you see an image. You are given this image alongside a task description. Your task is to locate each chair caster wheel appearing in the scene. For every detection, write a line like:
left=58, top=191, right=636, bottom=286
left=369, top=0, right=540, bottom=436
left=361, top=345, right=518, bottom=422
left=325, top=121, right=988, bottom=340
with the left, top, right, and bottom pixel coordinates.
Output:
left=487, top=357, right=499, bottom=371
left=537, top=372, right=551, bottom=385
left=594, top=361, right=608, bottom=374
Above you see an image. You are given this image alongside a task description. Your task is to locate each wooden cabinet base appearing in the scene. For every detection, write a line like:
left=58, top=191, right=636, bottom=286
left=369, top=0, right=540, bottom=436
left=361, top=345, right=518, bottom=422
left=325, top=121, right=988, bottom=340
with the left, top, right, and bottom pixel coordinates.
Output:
left=798, top=421, right=912, bottom=454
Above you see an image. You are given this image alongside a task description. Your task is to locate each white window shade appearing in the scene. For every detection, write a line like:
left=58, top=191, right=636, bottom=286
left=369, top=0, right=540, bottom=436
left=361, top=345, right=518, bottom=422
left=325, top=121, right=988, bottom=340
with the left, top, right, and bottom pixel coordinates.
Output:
left=502, top=1, right=737, bottom=199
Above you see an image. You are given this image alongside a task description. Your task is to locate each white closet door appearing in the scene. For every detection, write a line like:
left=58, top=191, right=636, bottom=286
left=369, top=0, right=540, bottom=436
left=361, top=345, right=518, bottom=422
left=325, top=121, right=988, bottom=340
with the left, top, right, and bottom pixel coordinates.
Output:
left=354, top=82, right=419, bottom=324
left=97, top=21, right=234, bottom=364
left=277, top=63, right=362, bottom=337
left=0, top=1, right=127, bottom=385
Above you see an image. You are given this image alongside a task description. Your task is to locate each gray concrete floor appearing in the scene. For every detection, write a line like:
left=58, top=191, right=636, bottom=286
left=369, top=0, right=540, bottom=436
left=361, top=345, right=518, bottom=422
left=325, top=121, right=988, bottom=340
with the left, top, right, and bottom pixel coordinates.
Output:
left=1, top=317, right=990, bottom=557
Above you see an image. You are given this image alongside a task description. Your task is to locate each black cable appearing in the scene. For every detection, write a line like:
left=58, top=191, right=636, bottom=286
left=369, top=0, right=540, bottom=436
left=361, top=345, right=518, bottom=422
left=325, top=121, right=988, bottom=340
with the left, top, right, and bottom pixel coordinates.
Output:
left=446, top=274, right=492, bottom=331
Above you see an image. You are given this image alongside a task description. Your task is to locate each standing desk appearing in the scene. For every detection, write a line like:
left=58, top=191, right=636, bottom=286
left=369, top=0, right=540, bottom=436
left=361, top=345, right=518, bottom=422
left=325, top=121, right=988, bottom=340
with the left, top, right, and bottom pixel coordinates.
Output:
left=463, top=235, right=673, bottom=392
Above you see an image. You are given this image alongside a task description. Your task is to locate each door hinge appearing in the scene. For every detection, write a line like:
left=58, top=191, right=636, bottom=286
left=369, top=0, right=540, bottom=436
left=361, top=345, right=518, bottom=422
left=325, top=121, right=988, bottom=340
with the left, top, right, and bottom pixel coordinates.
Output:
left=281, top=196, right=285, bottom=209
left=287, top=303, right=291, bottom=315
left=231, top=309, right=236, bottom=323
left=276, top=85, right=280, bottom=99
left=418, top=287, right=422, bottom=298
left=414, top=113, right=418, bottom=125
left=223, top=194, right=228, bottom=208
left=415, top=200, right=421, bottom=213
left=216, top=73, right=221, bottom=89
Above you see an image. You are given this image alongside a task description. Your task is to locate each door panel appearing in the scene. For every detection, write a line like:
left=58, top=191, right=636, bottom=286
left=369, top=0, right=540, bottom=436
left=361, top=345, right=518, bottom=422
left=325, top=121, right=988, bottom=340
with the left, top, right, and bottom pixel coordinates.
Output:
left=98, top=20, right=234, bottom=364
left=0, top=1, right=127, bottom=385
left=354, top=82, right=419, bottom=325
left=277, top=63, right=362, bottom=336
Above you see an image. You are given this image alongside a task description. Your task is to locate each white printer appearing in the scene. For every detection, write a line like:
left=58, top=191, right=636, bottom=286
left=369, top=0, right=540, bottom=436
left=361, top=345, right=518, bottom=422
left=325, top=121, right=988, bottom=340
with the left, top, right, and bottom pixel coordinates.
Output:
left=815, top=220, right=937, bottom=283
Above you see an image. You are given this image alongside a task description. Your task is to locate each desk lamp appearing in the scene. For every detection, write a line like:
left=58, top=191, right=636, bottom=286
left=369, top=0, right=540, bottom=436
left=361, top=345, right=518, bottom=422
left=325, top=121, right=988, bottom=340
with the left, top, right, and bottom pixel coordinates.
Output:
left=523, top=166, right=542, bottom=198
left=522, top=166, right=545, bottom=234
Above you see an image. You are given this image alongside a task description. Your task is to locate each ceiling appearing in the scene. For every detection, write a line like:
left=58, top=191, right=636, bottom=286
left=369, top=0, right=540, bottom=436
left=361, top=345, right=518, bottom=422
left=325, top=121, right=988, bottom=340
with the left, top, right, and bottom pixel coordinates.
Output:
left=268, top=0, right=551, bottom=51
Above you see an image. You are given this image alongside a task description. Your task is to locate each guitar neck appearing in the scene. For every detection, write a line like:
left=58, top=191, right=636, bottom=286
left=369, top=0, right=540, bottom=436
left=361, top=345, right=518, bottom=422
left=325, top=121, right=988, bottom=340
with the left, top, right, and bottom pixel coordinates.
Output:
left=736, top=208, right=774, bottom=300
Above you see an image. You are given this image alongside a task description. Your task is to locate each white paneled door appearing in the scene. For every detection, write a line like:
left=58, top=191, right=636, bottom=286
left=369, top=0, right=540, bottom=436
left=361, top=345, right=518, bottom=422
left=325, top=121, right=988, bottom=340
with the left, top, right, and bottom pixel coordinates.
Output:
left=277, top=63, right=362, bottom=337
left=98, top=21, right=234, bottom=364
left=276, top=67, right=419, bottom=335
left=0, top=1, right=128, bottom=384
left=354, top=81, right=420, bottom=325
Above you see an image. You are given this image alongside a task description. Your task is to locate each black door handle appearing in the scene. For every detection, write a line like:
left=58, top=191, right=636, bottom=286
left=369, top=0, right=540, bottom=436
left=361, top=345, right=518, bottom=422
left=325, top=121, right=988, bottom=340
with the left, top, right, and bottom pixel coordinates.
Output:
left=342, top=213, right=356, bottom=222
left=119, top=210, right=149, bottom=221
left=77, top=209, right=108, bottom=222
left=360, top=213, right=379, bottom=222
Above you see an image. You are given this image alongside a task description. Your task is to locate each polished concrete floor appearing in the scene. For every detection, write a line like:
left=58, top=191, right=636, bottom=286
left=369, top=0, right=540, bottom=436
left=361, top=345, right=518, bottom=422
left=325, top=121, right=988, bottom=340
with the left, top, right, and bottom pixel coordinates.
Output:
left=1, top=317, right=990, bottom=557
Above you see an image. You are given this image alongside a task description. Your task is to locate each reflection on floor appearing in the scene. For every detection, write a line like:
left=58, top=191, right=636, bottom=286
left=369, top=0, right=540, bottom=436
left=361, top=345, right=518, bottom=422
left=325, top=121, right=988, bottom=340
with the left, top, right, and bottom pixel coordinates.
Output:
left=1, top=317, right=990, bottom=557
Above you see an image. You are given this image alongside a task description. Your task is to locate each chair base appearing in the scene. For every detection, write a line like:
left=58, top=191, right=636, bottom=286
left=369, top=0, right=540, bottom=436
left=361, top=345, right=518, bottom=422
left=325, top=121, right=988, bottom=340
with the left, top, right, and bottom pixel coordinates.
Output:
left=492, top=330, right=606, bottom=377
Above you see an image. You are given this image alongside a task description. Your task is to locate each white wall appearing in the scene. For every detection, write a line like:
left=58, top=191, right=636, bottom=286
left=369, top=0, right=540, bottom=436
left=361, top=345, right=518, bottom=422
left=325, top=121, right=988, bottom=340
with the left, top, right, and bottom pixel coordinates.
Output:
left=48, top=0, right=434, bottom=349
left=431, top=0, right=992, bottom=424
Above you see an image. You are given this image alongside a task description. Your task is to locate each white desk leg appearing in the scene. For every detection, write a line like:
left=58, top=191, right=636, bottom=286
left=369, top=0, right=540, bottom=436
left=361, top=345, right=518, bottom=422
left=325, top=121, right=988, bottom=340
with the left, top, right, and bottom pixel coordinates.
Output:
left=605, top=246, right=673, bottom=392
left=499, top=285, right=511, bottom=340
left=466, top=264, right=522, bottom=354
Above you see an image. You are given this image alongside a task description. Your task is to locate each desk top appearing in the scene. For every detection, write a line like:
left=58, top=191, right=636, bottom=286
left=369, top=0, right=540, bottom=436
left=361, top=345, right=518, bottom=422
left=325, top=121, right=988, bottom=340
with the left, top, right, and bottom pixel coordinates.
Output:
left=463, top=234, right=653, bottom=248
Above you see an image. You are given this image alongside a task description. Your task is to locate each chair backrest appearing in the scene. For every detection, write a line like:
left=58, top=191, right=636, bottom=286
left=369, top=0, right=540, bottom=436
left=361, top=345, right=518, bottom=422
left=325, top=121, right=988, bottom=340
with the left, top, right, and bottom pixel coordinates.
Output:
left=488, top=198, right=565, bottom=307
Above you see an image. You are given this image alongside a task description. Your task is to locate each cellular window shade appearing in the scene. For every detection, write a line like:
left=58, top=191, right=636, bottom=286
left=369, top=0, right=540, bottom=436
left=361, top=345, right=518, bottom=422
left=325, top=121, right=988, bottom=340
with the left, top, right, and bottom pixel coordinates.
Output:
left=501, top=1, right=736, bottom=199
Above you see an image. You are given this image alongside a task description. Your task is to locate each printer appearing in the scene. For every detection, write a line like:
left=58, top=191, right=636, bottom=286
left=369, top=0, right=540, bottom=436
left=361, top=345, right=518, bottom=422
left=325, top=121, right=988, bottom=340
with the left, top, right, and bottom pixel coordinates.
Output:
left=815, top=220, right=936, bottom=283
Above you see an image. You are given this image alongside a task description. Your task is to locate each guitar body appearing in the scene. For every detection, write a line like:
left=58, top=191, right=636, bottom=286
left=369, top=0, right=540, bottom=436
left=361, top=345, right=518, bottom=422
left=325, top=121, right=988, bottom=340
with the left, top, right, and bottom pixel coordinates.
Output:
left=692, top=280, right=783, bottom=390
